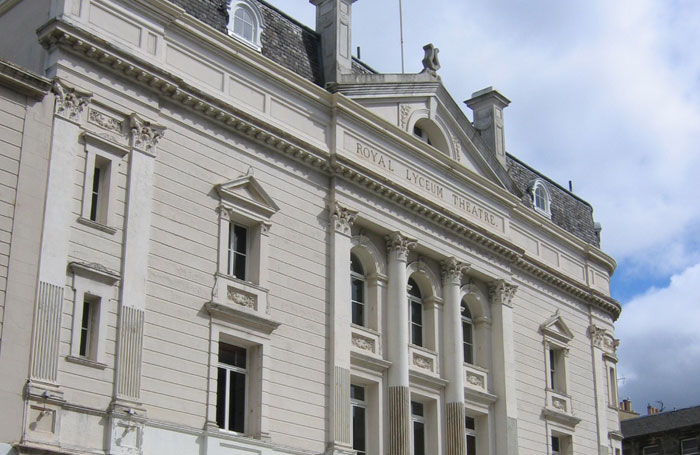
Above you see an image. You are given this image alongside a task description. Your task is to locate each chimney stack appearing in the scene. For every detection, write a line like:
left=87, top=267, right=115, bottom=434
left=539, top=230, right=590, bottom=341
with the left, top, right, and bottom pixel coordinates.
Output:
left=310, top=0, right=358, bottom=85
left=465, top=87, right=510, bottom=168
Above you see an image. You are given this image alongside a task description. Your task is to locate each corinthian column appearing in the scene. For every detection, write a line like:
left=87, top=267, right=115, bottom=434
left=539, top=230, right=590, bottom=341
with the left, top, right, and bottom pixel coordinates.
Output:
left=489, top=280, right=518, bottom=455
left=328, top=202, right=357, bottom=454
left=385, top=232, right=416, bottom=455
left=441, top=258, right=469, bottom=455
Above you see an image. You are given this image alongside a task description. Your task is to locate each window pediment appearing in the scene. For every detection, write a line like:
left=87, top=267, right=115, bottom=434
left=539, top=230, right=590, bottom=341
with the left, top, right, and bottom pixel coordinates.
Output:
left=540, top=311, right=574, bottom=345
left=216, top=170, right=279, bottom=221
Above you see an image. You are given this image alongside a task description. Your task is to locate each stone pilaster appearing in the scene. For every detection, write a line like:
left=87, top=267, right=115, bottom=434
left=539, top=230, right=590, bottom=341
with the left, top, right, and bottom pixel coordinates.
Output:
left=109, top=114, right=164, bottom=455
left=441, top=258, right=469, bottom=455
left=385, top=232, right=415, bottom=455
left=489, top=279, right=519, bottom=455
left=328, top=202, right=357, bottom=454
left=589, top=324, right=617, bottom=455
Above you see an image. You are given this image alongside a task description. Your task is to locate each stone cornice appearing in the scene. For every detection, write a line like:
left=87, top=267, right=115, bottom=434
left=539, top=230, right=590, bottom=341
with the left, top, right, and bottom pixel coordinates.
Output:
left=37, top=19, right=621, bottom=321
left=0, top=58, right=52, bottom=98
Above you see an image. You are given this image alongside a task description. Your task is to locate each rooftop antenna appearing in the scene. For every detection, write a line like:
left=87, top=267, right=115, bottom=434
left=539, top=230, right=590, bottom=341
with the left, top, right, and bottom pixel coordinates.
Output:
left=399, top=0, right=405, bottom=73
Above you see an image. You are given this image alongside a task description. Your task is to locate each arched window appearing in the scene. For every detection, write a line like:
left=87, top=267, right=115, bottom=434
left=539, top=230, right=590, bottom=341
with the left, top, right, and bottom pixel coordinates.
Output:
left=412, top=118, right=449, bottom=155
left=462, top=303, right=474, bottom=365
left=350, top=253, right=366, bottom=326
left=530, top=179, right=551, bottom=218
left=408, top=277, right=423, bottom=347
left=227, top=1, right=264, bottom=50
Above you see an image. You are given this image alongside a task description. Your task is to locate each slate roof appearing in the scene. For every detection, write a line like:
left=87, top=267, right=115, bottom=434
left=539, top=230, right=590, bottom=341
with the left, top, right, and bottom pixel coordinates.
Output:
left=167, top=0, right=322, bottom=84
left=507, top=154, right=600, bottom=247
left=621, top=406, right=700, bottom=439
left=166, top=0, right=601, bottom=247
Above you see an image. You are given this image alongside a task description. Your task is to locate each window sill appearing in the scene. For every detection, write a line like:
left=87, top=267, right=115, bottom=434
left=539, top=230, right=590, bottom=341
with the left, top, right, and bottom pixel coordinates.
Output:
left=77, top=216, right=118, bottom=235
left=65, top=355, right=108, bottom=370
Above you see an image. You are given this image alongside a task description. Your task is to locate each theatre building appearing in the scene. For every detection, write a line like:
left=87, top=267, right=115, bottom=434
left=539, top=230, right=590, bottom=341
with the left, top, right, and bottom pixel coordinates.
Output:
left=0, top=0, right=622, bottom=454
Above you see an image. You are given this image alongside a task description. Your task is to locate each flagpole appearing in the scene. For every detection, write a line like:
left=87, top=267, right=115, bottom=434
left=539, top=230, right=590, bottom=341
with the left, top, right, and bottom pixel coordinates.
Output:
left=399, top=0, right=405, bottom=73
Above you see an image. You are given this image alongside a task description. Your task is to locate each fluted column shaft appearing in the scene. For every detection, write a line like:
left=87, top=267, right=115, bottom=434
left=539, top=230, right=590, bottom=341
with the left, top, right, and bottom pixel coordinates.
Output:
left=442, top=258, right=468, bottom=455
left=386, top=232, right=415, bottom=455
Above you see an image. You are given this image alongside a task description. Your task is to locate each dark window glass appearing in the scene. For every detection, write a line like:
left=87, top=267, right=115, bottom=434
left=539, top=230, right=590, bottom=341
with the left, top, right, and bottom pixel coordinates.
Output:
left=216, top=367, right=226, bottom=428
left=411, top=300, right=423, bottom=346
left=219, top=343, right=246, bottom=368
left=463, top=320, right=473, bottom=364
left=552, top=436, right=560, bottom=452
left=467, top=434, right=476, bottom=454
left=549, top=349, right=557, bottom=389
left=350, top=384, right=365, bottom=401
left=228, top=370, right=246, bottom=432
left=408, top=278, right=422, bottom=298
left=465, top=416, right=475, bottom=430
left=217, top=342, right=247, bottom=433
left=413, top=421, right=425, bottom=455
left=352, top=404, right=366, bottom=454
left=79, top=300, right=91, bottom=357
left=411, top=401, right=424, bottom=417
left=90, top=167, right=100, bottom=221
left=228, top=224, right=247, bottom=280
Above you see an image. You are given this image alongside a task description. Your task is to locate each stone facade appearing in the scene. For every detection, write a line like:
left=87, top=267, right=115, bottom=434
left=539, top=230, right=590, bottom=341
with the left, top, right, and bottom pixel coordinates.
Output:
left=0, top=1, right=621, bottom=455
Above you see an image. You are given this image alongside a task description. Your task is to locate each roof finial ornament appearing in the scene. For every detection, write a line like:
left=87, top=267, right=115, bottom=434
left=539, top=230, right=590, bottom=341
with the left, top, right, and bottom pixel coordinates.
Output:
left=421, top=43, right=440, bottom=76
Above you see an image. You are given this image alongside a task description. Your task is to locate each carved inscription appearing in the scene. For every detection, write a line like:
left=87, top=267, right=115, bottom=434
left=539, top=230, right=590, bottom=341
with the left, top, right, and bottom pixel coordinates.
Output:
left=349, top=136, right=504, bottom=232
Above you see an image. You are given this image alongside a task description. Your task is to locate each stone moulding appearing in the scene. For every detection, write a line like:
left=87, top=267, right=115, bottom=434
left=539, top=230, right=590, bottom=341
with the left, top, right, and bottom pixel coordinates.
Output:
left=37, top=19, right=621, bottom=321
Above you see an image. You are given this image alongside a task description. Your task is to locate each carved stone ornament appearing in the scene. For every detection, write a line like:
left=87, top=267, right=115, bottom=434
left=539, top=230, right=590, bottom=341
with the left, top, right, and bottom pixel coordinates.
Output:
left=385, top=232, right=417, bottom=261
left=589, top=324, right=607, bottom=349
left=130, top=114, right=165, bottom=153
left=489, top=280, right=517, bottom=307
left=467, top=373, right=484, bottom=388
left=227, top=287, right=257, bottom=310
left=552, top=397, right=567, bottom=411
left=88, top=108, right=124, bottom=135
left=400, top=104, right=411, bottom=130
left=451, top=133, right=462, bottom=161
left=413, top=353, right=433, bottom=371
left=420, top=43, right=441, bottom=76
left=441, top=258, right=469, bottom=285
left=52, top=79, right=92, bottom=122
left=331, top=201, right=358, bottom=235
left=351, top=333, right=375, bottom=353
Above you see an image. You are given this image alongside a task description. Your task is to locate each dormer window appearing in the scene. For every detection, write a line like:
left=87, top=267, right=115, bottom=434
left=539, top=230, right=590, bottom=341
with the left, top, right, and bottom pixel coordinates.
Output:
left=530, top=179, right=552, bottom=218
left=228, top=1, right=264, bottom=51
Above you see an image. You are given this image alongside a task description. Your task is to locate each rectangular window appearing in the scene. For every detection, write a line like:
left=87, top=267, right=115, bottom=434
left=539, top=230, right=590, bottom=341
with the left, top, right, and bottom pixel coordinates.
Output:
left=228, top=223, right=248, bottom=280
left=351, top=385, right=366, bottom=455
left=463, top=320, right=473, bottom=364
left=551, top=436, right=560, bottom=455
left=643, top=446, right=660, bottom=455
left=86, top=155, right=111, bottom=225
left=608, top=366, right=618, bottom=406
left=465, top=416, right=476, bottom=454
left=410, top=300, right=423, bottom=347
left=549, top=348, right=566, bottom=393
left=411, top=401, right=425, bottom=455
left=216, top=342, right=247, bottom=433
left=682, top=438, right=699, bottom=455
left=351, top=274, right=365, bottom=326
left=90, top=166, right=101, bottom=221
left=79, top=295, right=100, bottom=359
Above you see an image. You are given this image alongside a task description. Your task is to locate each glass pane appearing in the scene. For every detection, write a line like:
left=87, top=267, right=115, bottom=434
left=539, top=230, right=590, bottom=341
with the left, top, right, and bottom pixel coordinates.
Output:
left=461, top=304, right=471, bottom=319
left=465, top=416, right=475, bottom=430
left=243, top=22, right=253, bottom=41
left=467, top=434, right=476, bottom=455
left=413, top=421, right=425, bottom=455
left=412, top=323, right=423, bottom=347
left=352, top=301, right=364, bottom=326
left=551, top=436, right=560, bottom=452
left=408, top=278, right=421, bottom=298
left=352, top=405, right=366, bottom=452
left=350, top=384, right=365, bottom=401
left=411, top=401, right=424, bottom=417
left=351, top=277, right=364, bottom=303
left=350, top=254, right=364, bottom=274
left=219, top=342, right=246, bottom=368
left=411, top=301, right=422, bottom=325
left=233, top=225, right=247, bottom=253
left=463, top=322, right=473, bottom=343
left=234, top=253, right=246, bottom=280
left=216, top=367, right=226, bottom=428
left=90, top=167, right=100, bottom=221
left=80, top=300, right=91, bottom=356
left=229, top=370, right=246, bottom=432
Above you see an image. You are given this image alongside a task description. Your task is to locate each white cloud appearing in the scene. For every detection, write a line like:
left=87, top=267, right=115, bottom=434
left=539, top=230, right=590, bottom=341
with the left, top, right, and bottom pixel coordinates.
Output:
left=617, top=261, right=700, bottom=411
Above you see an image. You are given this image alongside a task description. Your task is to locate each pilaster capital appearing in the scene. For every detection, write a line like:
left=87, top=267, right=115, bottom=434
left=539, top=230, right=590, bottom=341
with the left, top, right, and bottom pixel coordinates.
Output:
left=589, top=324, right=619, bottom=354
left=52, top=78, right=92, bottom=123
left=330, top=201, right=357, bottom=236
left=129, top=114, right=165, bottom=154
left=385, top=231, right=416, bottom=262
left=441, top=257, right=469, bottom=285
left=489, top=279, right=517, bottom=307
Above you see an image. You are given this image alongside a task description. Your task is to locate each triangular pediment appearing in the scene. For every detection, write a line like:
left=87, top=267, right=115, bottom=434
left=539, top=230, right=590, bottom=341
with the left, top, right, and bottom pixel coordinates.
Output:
left=216, top=170, right=279, bottom=219
left=539, top=311, right=574, bottom=343
left=333, top=74, right=521, bottom=196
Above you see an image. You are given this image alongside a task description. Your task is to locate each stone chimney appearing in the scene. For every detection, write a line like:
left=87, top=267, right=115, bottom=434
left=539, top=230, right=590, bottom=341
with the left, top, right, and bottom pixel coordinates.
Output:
left=465, top=87, right=510, bottom=168
left=310, top=0, right=358, bottom=85
left=647, top=404, right=661, bottom=415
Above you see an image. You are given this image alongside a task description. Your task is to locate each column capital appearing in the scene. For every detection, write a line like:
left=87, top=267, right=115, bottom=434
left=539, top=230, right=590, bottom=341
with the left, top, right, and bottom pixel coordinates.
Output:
left=489, top=279, right=517, bottom=307
left=52, top=78, right=92, bottom=123
left=130, top=114, right=165, bottom=155
left=330, top=201, right=358, bottom=236
left=385, top=231, right=416, bottom=262
left=441, top=257, right=469, bottom=285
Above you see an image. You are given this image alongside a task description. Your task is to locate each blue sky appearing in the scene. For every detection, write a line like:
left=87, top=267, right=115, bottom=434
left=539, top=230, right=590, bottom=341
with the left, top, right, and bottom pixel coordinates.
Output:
left=264, top=0, right=700, bottom=414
